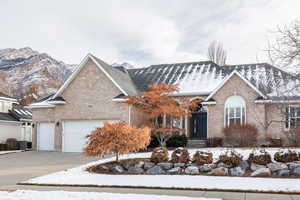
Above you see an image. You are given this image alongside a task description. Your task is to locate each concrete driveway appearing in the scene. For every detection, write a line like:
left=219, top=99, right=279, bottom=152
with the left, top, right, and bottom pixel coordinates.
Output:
left=0, top=151, right=98, bottom=188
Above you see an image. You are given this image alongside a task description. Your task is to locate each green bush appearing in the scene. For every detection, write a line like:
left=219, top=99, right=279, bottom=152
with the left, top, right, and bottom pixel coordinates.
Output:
left=0, top=144, right=8, bottom=151
left=148, top=134, right=188, bottom=148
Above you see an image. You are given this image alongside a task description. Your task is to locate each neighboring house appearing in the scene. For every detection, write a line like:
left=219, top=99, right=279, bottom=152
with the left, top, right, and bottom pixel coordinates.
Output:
left=0, top=92, right=32, bottom=144
left=29, top=54, right=300, bottom=152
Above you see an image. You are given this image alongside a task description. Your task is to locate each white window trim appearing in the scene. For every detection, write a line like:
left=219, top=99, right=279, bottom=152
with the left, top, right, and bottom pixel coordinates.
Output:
left=224, top=96, right=246, bottom=126
left=286, top=106, right=300, bottom=129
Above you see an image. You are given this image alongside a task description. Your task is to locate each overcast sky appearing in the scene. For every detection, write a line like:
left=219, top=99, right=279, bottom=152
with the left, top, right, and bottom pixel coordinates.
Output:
left=1, top=1, right=300, bottom=67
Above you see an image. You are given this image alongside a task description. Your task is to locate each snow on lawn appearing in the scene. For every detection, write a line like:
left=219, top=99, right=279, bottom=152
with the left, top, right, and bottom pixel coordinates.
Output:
left=22, top=148, right=300, bottom=193
left=0, top=150, right=23, bottom=155
left=0, top=190, right=220, bottom=200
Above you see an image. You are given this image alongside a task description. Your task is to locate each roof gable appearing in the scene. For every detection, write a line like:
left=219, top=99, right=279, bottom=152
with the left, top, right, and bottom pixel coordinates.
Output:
left=53, top=54, right=137, bottom=99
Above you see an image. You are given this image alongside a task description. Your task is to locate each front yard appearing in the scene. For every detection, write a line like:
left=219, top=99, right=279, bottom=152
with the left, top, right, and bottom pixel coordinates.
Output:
left=21, top=148, right=300, bottom=193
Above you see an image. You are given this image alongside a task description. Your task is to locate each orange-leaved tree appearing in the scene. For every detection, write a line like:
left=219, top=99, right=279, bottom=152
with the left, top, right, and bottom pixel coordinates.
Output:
left=125, top=83, right=199, bottom=147
left=85, top=121, right=151, bottom=162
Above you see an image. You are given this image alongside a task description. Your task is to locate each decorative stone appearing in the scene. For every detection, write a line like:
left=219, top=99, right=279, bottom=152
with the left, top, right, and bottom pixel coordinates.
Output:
left=111, top=165, right=124, bottom=173
left=251, top=168, right=271, bottom=177
left=122, top=162, right=133, bottom=170
left=174, top=163, right=186, bottom=168
left=250, top=163, right=265, bottom=171
left=199, top=164, right=214, bottom=173
left=95, top=165, right=109, bottom=171
left=210, top=167, right=228, bottom=176
left=238, top=160, right=249, bottom=170
left=185, top=166, right=200, bottom=175
left=144, top=162, right=155, bottom=170
left=157, top=162, right=173, bottom=170
left=134, top=161, right=144, bottom=169
left=128, top=167, right=144, bottom=174
left=230, top=167, right=245, bottom=176
left=292, top=167, right=300, bottom=176
left=217, top=162, right=230, bottom=168
left=287, top=162, right=300, bottom=170
left=267, top=162, right=288, bottom=172
left=276, top=169, right=290, bottom=176
left=167, top=167, right=182, bottom=175
left=146, top=166, right=165, bottom=175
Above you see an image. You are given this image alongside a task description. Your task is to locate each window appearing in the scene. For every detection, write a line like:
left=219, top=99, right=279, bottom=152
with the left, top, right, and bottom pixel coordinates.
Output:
left=224, top=96, right=246, bottom=126
left=286, top=106, right=300, bottom=129
left=0, top=101, right=4, bottom=112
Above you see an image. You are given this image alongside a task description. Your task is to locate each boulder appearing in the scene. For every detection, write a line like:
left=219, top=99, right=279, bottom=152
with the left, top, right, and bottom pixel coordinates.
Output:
left=199, top=164, right=214, bottom=173
left=95, top=165, right=109, bottom=171
left=128, top=167, right=144, bottom=174
left=266, top=162, right=288, bottom=173
left=250, top=163, right=265, bottom=171
left=217, top=162, right=230, bottom=169
left=168, top=167, right=182, bottom=175
left=134, top=161, right=144, bottom=169
left=251, top=168, right=271, bottom=177
left=276, top=169, right=290, bottom=176
left=230, top=167, right=245, bottom=176
left=287, top=162, right=300, bottom=170
left=146, top=166, right=165, bottom=175
left=185, top=166, right=200, bottom=175
left=210, top=167, right=228, bottom=176
left=292, top=167, right=300, bottom=176
left=111, top=165, right=124, bottom=173
left=238, top=160, right=249, bottom=170
left=144, top=162, right=155, bottom=170
left=174, top=163, right=186, bottom=168
left=122, top=161, right=133, bottom=170
left=157, top=162, right=173, bottom=170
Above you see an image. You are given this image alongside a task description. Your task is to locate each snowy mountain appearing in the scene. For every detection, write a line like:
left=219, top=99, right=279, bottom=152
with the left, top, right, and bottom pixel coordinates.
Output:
left=111, top=62, right=135, bottom=69
left=0, top=47, right=76, bottom=101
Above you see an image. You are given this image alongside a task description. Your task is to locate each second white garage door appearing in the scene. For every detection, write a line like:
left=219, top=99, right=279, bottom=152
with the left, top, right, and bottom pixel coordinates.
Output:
left=63, top=120, right=114, bottom=152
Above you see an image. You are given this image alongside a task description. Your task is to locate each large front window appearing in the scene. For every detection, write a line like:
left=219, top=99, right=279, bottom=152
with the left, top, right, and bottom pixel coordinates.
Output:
left=286, top=106, right=300, bottom=128
left=224, top=96, right=246, bottom=126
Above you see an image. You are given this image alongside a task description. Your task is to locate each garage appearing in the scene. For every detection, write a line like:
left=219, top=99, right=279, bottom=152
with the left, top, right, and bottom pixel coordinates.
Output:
left=38, top=123, right=55, bottom=151
left=63, top=120, right=115, bottom=152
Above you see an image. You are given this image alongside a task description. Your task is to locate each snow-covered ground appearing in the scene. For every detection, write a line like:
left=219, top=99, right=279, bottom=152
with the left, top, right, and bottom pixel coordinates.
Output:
left=0, top=190, right=220, bottom=200
left=23, top=148, right=300, bottom=193
left=0, top=150, right=23, bottom=155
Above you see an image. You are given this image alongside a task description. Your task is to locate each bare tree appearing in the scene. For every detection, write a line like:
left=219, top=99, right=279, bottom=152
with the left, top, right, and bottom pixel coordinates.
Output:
left=207, top=40, right=227, bottom=65
left=267, top=19, right=300, bottom=71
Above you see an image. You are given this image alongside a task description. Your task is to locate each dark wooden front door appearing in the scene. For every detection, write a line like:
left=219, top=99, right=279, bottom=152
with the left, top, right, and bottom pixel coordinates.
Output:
left=190, top=112, right=207, bottom=139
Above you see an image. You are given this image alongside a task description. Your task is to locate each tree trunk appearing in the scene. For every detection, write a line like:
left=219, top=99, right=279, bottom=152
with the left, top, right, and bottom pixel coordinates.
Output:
left=116, top=152, right=119, bottom=162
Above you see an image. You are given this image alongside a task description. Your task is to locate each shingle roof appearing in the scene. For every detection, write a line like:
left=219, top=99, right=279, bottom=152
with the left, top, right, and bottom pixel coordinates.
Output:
left=9, top=103, right=32, bottom=121
left=0, top=92, right=16, bottom=100
left=0, top=112, right=19, bottom=122
left=90, top=55, right=138, bottom=96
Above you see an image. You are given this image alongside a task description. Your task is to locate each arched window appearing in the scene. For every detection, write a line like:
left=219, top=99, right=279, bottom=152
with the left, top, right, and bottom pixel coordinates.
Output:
left=224, top=96, right=246, bottom=126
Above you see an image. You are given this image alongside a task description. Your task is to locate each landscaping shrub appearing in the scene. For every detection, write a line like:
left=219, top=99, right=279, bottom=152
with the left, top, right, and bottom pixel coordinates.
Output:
left=223, top=124, right=258, bottom=147
left=148, top=134, right=188, bottom=148
left=171, top=147, right=190, bottom=163
left=207, top=137, right=223, bottom=147
left=193, top=151, right=213, bottom=165
left=219, top=150, right=242, bottom=167
left=285, top=126, right=300, bottom=147
left=0, top=143, right=8, bottom=151
left=166, top=134, right=188, bottom=147
left=6, top=138, right=19, bottom=150
left=150, top=147, right=169, bottom=163
left=248, top=149, right=272, bottom=165
left=274, top=149, right=300, bottom=163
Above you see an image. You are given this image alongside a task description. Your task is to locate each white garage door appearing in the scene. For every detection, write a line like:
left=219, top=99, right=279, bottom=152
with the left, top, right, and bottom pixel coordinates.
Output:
left=63, top=120, right=115, bottom=152
left=38, top=123, right=55, bottom=151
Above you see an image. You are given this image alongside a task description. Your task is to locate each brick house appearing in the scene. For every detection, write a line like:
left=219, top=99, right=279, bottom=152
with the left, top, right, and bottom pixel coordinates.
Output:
left=29, top=54, right=300, bottom=152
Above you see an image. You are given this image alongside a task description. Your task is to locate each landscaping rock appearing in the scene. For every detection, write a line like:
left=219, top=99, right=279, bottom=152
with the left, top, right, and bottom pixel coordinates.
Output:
left=230, top=167, right=245, bottom=176
left=122, top=161, right=133, bottom=170
left=292, top=167, right=300, bottom=176
left=144, top=162, right=155, bottom=170
left=217, top=162, right=230, bottom=168
left=167, top=167, right=182, bottom=175
left=95, top=165, right=109, bottom=171
left=210, top=167, right=228, bottom=176
left=287, top=162, right=300, bottom=170
left=128, top=167, right=144, bottom=174
left=238, top=160, right=249, bottom=170
left=199, top=164, right=214, bottom=173
left=251, top=168, right=271, bottom=177
left=266, top=162, right=288, bottom=173
left=157, top=162, right=173, bottom=170
left=275, top=169, right=290, bottom=176
left=250, top=163, right=265, bottom=171
left=134, top=161, right=145, bottom=169
left=146, top=166, right=165, bottom=175
left=185, top=166, right=200, bottom=175
left=174, top=163, right=186, bottom=168
left=111, top=165, right=124, bottom=173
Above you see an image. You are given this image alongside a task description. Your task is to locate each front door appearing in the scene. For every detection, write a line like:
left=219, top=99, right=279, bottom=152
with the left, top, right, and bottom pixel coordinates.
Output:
left=190, top=112, right=207, bottom=139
